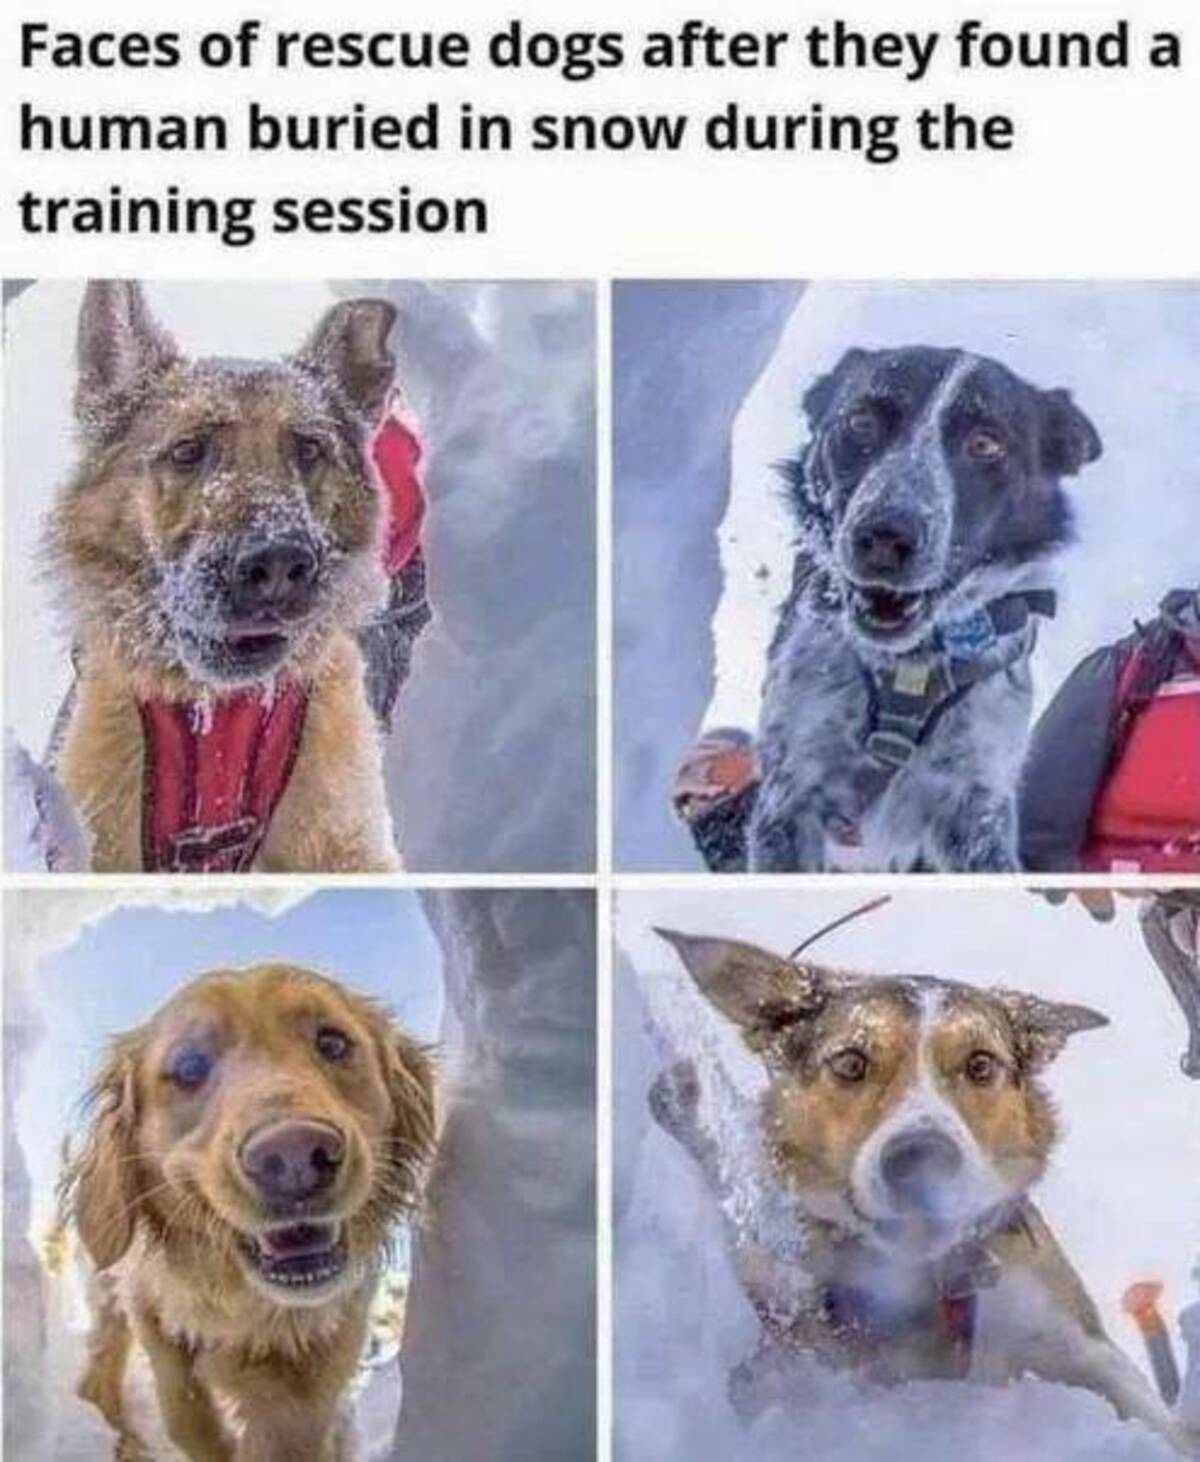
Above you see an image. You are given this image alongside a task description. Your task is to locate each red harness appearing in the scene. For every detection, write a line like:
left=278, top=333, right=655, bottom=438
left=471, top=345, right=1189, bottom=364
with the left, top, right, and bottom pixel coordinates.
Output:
left=137, top=410, right=424, bottom=873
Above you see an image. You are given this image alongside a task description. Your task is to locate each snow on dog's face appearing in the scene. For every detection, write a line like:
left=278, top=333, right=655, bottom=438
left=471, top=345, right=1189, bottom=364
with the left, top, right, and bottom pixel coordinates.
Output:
left=781, top=345, right=1102, bottom=653
left=49, top=281, right=394, bottom=692
left=660, top=929, right=1107, bottom=1259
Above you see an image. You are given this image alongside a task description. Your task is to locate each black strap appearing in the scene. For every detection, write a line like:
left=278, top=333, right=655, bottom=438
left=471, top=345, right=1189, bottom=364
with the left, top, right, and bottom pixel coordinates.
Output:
left=855, top=590, right=1055, bottom=810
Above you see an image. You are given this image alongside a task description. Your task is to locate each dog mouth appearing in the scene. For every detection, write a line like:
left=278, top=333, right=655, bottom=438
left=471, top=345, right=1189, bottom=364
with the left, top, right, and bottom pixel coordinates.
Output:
left=223, top=623, right=292, bottom=668
left=238, top=1221, right=348, bottom=1293
left=178, top=622, right=294, bottom=682
left=847, top=584, right=935, bottom=641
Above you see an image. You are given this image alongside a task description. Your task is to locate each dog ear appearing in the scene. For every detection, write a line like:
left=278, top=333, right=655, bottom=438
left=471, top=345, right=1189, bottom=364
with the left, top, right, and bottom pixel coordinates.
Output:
left=993, top=989, right=1109, bottom=1073
left=75, top=281, right=179, bottom=435
left=802, top=348, right=867, bottom=429
left=294, top=299, right=397, bottom=426
left=58, top=1036, right=142, bottom=1270
left=656, top=928, right=832, bottom=1037
left=381, top=1028, right=438, bottom=1208
left=1039, top=388, right=1102, bottom=477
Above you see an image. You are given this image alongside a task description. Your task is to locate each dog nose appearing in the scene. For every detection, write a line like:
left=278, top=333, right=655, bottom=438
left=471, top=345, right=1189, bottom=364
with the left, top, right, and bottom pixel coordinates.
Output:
left=231, top=535, right=318, bottom=618
left=240, top=1120, right=344, bottom=1202
left=880, top=1130, right=962, bottom=1205
left=851, top=518, right=922, bottom=580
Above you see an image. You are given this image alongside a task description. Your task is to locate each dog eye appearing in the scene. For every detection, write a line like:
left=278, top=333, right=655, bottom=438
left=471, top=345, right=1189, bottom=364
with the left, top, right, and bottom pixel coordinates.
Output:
left=293, top=434, right=326, bottom=469
left=965, top=428, right=1006, bottom=462
left=827, top=1048, right=869, bottom=1083
left=965, top=1050, right=1000, bottom=1084
left=316, top=1026, right=353, bottom=1062
left=167, top=436, right=208, bottom=470
left=845, top=407, right=880, bottom=444
left=167, top=1048, right=212, bottom=1091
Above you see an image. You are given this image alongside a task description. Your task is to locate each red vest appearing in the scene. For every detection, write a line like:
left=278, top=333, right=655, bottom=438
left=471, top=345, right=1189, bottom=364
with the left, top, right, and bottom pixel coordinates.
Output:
left=1083, top=649, right=1200, bottom=873
left=137, top=411, right=424, bottom=872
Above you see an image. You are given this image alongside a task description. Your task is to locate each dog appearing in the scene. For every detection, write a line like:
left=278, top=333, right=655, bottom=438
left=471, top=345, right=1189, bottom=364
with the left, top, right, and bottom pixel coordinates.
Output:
left=58, top=964, right=437, bottom=1461
left=652, top=927, right=1191, bottom=1452
left=748, top=345, right=1102, bottom=870
left=47, top=280, right=401, bottom=872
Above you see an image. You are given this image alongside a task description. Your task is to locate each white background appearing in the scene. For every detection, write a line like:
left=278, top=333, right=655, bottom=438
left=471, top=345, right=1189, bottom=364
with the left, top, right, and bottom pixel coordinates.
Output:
left=0, top=0, right=1198, bottom=278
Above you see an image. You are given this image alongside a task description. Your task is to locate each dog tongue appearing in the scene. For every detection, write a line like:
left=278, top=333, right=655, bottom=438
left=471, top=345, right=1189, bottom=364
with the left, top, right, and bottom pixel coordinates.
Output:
left=257, top=1222, right=335, bottom=1258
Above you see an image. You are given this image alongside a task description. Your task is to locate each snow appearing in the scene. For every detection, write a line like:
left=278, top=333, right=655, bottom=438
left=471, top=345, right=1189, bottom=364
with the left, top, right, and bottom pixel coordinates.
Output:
left=614, top=281, right=1200, bottom=867
left=4, top=279, right=595, bottom=872
left=615, top=889, right=1200, bottom=1459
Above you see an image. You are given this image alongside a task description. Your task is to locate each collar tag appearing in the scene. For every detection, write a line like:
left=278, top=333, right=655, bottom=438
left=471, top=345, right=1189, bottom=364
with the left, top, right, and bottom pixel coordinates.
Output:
left=941, top=609, right=998, bottom=660
left=893, top=659, right=932, bottom=697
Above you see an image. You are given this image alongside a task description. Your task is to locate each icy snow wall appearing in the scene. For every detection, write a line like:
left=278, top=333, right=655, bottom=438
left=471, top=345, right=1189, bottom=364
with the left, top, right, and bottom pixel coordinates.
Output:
left=396, top=890, right=597, bottom=1460
left=613, top=281, right=1200, bottom=869
left=615, top=889, right=1199, bottom=1460
left=3, top=280, right=595, bottom=872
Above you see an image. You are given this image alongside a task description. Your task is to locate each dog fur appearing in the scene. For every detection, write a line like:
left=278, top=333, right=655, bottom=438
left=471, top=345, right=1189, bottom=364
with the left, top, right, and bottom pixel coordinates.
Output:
left=749, top=346, right=1102, bottom=871
left=59, top=964, right=437, bottom=1461
left=654, top=928, right=1191, bottom=1452
left=48, top=281, right=401, bottom=871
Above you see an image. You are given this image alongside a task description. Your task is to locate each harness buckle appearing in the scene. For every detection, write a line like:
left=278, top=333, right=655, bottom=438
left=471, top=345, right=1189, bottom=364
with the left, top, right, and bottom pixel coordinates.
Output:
left=865, top=729, right=918, bottom=768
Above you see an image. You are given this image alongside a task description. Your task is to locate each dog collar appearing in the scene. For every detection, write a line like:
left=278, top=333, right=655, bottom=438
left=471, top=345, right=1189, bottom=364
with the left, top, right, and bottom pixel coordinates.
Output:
left=138, top=684, right=308, bottom=872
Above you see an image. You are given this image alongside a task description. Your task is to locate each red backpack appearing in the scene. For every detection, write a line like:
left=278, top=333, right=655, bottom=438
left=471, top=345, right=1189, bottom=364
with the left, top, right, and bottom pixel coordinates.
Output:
left=1083, top=635, right=1200, bottom=872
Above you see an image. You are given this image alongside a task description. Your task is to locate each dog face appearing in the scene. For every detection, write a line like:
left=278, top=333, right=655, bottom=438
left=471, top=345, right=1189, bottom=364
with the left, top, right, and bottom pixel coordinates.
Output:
left=62, top=965, right=436, bottom=1309
left=660, top=928, right=1106, bottom=1259
left=49, top=282, right=395, bottom=690
left=782, top=346, right=1102, bottom=652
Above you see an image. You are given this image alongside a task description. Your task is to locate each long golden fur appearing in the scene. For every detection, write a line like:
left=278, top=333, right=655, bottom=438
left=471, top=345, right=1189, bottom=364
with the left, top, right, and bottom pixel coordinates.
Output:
left=59, top=964, right=437, bottom=1460
left=48, top=281, right=402, bottom=871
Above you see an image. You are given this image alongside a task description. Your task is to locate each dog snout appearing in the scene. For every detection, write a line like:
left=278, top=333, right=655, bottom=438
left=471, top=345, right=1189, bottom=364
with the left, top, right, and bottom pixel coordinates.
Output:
left=849, top=514, right=924, bottom=582
left=880, top=1130, right=963, bottom=1208
left=239, top=1119, right=345, bottom=1203
left=231, top=534, right=319, bottom=619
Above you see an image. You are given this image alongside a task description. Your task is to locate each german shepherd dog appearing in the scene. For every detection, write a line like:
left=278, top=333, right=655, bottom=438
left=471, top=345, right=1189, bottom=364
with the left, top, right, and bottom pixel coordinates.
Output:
left=47, top=281, right=400, bottom=871
left=750, top=346, right=1102, bottom=871
left=653, top=929, right=1191, bottom=1452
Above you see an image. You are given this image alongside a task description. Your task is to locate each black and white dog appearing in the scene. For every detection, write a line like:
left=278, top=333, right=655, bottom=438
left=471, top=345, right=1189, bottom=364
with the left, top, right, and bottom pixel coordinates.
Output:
left=749, top=346, right=1102, bottom=871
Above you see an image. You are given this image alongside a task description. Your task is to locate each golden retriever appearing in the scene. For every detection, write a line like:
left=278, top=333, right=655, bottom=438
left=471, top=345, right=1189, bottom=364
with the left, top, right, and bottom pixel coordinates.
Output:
left=59, top=964, right=437, bottom=1460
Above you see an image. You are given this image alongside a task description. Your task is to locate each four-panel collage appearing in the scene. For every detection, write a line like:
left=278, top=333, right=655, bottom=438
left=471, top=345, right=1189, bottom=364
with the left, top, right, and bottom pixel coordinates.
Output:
left=3, top=278, right=1198, bottom=1460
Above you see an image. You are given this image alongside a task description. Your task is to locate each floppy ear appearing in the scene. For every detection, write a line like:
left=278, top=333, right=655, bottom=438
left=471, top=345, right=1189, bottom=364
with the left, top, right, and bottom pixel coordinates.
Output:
left=1039, top=387, right=1102, bottom=477
left=993, top=989, right=1109, bottom=1073
left=656, top=927, right=833, bottom=1037
left=58, top=1036, right=142, bottom=1270
left=381, top=1028, right=438, bottom=1207
left=802, top=348, right=867, bottom=429
left=75, top=280, right=179, bottom=437
left=294, top=298, right=396, bottom=426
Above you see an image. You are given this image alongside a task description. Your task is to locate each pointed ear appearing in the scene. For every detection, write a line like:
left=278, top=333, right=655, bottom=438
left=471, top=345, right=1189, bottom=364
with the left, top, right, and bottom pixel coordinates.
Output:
left=655, top=927, right=832, bottom=1033
left=294, top=298, right=396, bottom=426
left=1039, top=387, right=1102, bottom=478
left=802, top=348, right=867, bottom=429
left=993, top=989, right=1109, bottom=1072
left=75, top=280, right=179, bottom=436
left=58, top=1036, right=142, bottom=1269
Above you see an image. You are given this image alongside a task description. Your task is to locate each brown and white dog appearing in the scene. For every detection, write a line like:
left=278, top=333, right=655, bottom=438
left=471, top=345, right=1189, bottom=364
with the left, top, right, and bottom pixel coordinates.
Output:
left=653, top=928, right=1192, bottom=1452
left=58, top=964, right=437, bottom=1461
left=47, top=281, right=401, bottom=872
